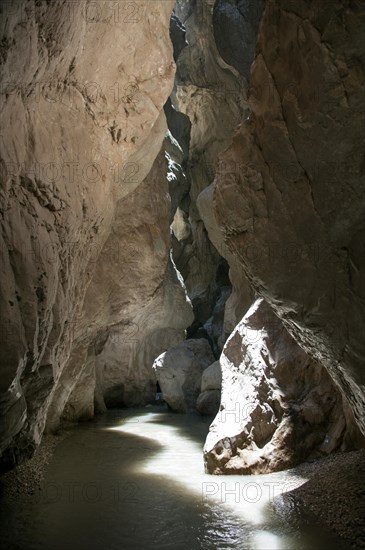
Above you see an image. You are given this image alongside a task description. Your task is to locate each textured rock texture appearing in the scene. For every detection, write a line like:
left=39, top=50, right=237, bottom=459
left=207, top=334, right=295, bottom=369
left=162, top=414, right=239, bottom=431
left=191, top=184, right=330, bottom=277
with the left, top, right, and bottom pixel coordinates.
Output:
left=213, top=0, right=365, bottom=433
left=0, top=0, right=187, bottom=470
left=168, top=0, right=250, bottom=355
left=46, top=150, right=193, bottom=431
left=204, top=299, right=363, bottom=474
left=197, top=182, right=253, bottom=342
left=2, top=0, right=365, bottom=479
left=153, top=338, right=215, bottom=412
left=213, top=0, right=264, bottom=79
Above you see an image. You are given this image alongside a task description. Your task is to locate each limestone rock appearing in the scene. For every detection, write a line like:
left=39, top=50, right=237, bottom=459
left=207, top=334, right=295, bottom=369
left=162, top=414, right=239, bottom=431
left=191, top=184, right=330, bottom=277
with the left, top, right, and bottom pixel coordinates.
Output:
left=213, top=0, right=365, bottom=433
left=153, top=338, right=215, bottom=412
left=213, top=0, right=264, bottom=79
left=204, top=299, right=363, bottom=474
left=197, top=182, right=253, bottom=341
left=196, top=390, right=221, bottom=416
left=0, top=0, right=176, bottom=470
left=46, top=147, right=194, bottom=431
left=201, top=360, right=221, bottom=391
left=167, top=0, right=251, bottom=354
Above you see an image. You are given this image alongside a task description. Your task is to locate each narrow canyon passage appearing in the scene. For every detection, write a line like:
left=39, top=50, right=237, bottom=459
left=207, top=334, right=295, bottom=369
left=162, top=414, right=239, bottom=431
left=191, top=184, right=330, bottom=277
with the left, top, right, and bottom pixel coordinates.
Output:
left=0, top=407, right=350, bottom=550
left=1, top=0, right=365, bottom=548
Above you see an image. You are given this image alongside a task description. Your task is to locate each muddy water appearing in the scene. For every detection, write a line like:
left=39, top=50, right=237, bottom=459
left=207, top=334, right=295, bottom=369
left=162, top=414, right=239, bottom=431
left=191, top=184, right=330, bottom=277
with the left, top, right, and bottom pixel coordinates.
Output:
left=0, top=407, right=349, bottom=550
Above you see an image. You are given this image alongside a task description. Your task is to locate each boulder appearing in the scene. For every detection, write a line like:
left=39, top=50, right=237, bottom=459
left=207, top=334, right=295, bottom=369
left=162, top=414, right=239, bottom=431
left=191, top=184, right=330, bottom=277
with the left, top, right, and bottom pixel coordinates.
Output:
left=204, top=299, right=363, bottom=474
left=196, top=390, right=221, bottom=416
left=153, top=339, right=215, bottom=412
left=201, top=361, right=222, bottom=391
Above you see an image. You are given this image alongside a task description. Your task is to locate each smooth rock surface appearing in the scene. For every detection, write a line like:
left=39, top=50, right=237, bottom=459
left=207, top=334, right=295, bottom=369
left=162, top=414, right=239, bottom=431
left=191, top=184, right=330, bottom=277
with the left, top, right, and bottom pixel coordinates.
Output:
left=201, top=360, right=222, bottom=392
left=46, top=147, right=193, bottom=430
left=153, top=338, right=215, bottom=412
left=196, top=389, right=221, bottom=416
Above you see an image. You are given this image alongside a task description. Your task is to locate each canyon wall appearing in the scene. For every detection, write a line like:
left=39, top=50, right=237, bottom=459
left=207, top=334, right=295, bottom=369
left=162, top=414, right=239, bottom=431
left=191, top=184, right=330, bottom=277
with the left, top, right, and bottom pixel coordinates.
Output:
left=213, top=0, right=365, bottom=433
left=0, top=0, right=194, bottom=471
left=169, top=0, right=253, bottom=353
left=1, top=0, right=364, bottom=475
left=168, top=0, right=365, bottom=471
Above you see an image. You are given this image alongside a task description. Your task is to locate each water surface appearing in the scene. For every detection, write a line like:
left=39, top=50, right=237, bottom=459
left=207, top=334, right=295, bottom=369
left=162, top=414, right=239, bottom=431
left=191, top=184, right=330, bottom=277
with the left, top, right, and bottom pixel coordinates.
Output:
left=0, top=407, right=349, bottom=549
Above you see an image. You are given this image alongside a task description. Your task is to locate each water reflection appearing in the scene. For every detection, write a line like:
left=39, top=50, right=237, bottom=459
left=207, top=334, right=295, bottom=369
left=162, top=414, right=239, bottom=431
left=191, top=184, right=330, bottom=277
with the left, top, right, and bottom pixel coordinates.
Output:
left=0, top=407, right=349, bottom=550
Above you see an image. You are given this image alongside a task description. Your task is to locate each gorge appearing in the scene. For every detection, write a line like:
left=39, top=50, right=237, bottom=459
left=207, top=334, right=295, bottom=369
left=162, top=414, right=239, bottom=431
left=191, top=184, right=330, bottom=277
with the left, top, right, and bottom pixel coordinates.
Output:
left=0, top=0, right=364, bottom=548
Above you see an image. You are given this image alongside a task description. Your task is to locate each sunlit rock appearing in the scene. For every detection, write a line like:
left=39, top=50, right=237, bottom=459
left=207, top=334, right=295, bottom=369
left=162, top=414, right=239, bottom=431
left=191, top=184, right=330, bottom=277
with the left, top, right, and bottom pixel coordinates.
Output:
left=204, top=299, right=363, bottom=474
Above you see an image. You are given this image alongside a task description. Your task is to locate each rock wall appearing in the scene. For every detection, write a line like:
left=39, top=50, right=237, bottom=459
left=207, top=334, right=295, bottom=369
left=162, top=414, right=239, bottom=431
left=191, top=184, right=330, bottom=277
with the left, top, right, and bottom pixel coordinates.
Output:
left=46, top=149, right=193, bottom=431
left=0, top=0, right=191, bottom=470
left=1, top=0, right=364, bottom=475
left=170, top=0, right=365, bottom=469
left=213, top=0, right=365, bottom=432
left=168, top=0, right=252, bottom=354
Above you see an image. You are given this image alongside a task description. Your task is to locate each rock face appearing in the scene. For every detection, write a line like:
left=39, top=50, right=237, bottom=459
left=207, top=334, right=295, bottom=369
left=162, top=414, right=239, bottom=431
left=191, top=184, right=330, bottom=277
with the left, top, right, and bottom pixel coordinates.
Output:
left=196, top=390, right=221, bottom=416
left=213, top=0, right=264, bottom=79
left=204, top=299, right=363, bottom=474
left=1, top=0, right=365, bottom=478
left=213, top=0, right=365, bottom=433
left=45, top=150, right=193, bottom=430
left=0, top=0, right=191, bottom=470
left=196, top=360, right=222, bottom=415
left=168, top=0, right=250, bottom=355
left=153, top=338, right=215, bottom=412
left=197, top=182, right=253, bottom=341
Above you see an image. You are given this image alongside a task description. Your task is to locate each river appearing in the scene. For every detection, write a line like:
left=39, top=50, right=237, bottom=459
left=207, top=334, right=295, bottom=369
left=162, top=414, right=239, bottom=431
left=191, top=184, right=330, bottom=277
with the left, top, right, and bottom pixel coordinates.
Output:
left=0, top=406, right=349, bottom=549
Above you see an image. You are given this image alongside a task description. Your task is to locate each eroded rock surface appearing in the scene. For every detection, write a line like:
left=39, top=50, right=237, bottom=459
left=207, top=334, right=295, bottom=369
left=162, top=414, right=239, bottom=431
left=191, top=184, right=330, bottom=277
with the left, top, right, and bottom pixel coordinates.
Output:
left=153, top=338, right=215, bottom=412
left=0, top=0, right=180, bottom=470
left=204, top=299, right=362, bottom=474
left=1, top=0, right=365, bottom=479
left=168, top=0, right=250, bottom=354
left=213, top=0, right=365, bottom=433
left=46, top=150, right=193, bottom=431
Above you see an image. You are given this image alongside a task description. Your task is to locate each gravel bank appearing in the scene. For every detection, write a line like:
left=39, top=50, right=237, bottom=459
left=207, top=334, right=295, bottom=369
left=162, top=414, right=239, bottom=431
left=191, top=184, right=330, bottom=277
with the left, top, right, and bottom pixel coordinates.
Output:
left=0, top=431, right=69, bottom=503
left=275, top=449, right=365, bottom=548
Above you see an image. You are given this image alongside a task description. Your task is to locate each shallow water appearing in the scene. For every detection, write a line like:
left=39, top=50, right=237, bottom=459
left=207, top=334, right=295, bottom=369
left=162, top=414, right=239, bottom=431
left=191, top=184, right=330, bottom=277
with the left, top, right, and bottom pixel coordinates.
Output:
left=0, top=407, right=349, bottom=550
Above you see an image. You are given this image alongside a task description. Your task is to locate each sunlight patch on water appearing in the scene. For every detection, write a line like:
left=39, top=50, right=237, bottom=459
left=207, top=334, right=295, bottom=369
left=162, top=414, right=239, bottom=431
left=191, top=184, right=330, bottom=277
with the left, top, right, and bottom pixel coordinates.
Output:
left=252, top=530, right=282, bottom=549
left=107, top=409, right=310, bottom=546
left=1, top=407, right=344, bottom=550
